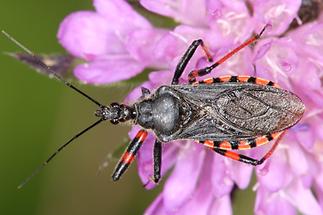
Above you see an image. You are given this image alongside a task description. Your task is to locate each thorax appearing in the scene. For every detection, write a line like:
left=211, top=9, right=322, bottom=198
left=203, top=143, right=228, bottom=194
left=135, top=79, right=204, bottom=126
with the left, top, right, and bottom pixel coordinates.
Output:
left=135, top=86, right=191, bottom=142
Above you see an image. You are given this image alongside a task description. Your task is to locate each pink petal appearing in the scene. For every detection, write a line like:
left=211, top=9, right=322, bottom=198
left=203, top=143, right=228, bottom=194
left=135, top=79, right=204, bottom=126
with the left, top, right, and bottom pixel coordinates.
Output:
left=314, top=121, right=323, bottom=141
left=94, top=0, right=151, bottom=30
left=294, top=126, right=315, bottom=150
left=210, top=45, right=254, bottom=78
left=209, top=195, right=232, bottom=215
left=125, top=29, right=168, bottom=65
left=253, top=40, right=273, bottom=61
left=288, top=23, right=323, bottom=63
left=206, top=0, right=254, bottom=42
left=228, top=159, right=253, bottom=189
left=309, top=91, right=323, bottom=108
left=144, top=193, right=166, bottom=215
left=301, top=174, right=313, bottom=189
left=315, top=168, right=323, bottom=208
left=163, top=143, right=205, bottom=211
left=153, top=31, right=187, bottom=66
left=257, top=149, right=291, bottom=192
left=253, top=38, right=299, bottom=89
left=58, top=11, right=123, bottom=60
left=315, top=165, right=323, bottom=191
left=74, top=57, right=144, bottom=84
left=177, top=153, right=215, bottom=214
left=211, top=154, right=234, bottom=197
left=287, top=139, right=309, bottom=176
left=318, top=188, right=323, bottom=211
left=148, top=71, right=173, bottom=87
left=286, top=180, right=323, bottom=214
left=291, top=61, right=321, bottom=91
left=140, top=0, right=182, bottom=20
left=140, top=0, right=207, bottom=26
left=255, top=187, right=296, bottom=215
left=252, top=0, right=301, bottom=36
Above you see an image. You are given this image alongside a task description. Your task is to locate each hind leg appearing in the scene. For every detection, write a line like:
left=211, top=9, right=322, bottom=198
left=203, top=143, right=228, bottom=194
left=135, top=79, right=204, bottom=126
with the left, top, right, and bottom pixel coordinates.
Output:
left=200, top=131, right=286, bottom=166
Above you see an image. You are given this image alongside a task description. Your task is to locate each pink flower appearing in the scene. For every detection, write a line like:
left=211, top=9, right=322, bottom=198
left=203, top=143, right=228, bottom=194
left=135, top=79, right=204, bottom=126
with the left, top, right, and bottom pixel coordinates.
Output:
left=58, top=0, right=170, bottom=84
left=58, top=0, right=323, bottom=214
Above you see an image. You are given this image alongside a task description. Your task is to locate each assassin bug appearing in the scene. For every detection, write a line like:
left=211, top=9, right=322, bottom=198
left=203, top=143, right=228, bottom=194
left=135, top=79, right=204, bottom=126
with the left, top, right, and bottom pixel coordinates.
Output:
left=2, top=24, right=305, bottom=188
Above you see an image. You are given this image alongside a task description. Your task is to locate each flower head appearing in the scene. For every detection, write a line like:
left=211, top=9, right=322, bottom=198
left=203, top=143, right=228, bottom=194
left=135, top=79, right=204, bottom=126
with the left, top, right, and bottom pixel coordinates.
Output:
left=57, top=0, right=172, bottom=84
left=59, top=0, right=323, bottom=214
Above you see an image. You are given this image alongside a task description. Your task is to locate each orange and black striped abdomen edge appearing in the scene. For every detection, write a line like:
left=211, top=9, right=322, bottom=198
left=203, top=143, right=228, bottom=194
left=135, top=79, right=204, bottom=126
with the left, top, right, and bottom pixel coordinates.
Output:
left=200, top=131, right=286, bottom=165
left=198, top=75, right=280, bottom=88
left=200, top=131, right=284, bottom=151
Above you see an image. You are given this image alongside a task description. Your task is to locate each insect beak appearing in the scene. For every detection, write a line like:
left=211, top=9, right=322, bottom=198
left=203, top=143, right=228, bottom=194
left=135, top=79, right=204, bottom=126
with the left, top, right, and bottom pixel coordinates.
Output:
left=94, top=106, right=111, bottom=120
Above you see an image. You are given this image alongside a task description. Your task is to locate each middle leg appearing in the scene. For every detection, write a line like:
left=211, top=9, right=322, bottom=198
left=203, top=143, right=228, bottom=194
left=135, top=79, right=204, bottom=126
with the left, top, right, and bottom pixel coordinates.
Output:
left=143, top=139, right=162, bottom=188
left=152, top=139, right=162, bottom=183
left=171, top=39, right=213, bottom=85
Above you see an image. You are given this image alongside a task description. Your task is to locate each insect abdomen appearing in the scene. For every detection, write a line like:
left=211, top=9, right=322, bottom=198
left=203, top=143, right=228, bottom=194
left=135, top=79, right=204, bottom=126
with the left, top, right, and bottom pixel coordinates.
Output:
left=215, top=84, right=305, bottom=134
left=170, top=81, right=305, bottom=141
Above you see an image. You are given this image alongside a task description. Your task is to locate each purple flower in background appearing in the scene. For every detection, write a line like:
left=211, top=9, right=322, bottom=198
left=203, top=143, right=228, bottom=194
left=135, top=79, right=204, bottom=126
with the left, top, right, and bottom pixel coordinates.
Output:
left=58, top=0, right=171, bottom=84
left=58, top=0, right=323, bottom=214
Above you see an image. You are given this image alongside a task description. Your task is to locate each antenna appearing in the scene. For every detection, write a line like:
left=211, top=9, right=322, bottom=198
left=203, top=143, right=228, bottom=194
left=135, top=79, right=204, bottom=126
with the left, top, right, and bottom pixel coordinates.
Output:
left=0, top=30, right=109, bottom=188
left=1, top=30, right=104, bottom=107
left=17, top=118, right=104, bottom=189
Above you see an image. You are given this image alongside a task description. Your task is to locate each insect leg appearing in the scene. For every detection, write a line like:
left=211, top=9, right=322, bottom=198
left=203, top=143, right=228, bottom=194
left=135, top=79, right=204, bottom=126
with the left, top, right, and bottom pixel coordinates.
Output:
left=171, top=39, right=213, bottom=85
left=112, top=130, right=148, bottom=181
left=214, top=148, right=261, bottom=165
left=256, top=131, right=286, bottom=164
left=152, top=139, right=162, bottom=183
left=188, top=25, right=269, bottom=83
left=201, top=131, right=286, bottom=166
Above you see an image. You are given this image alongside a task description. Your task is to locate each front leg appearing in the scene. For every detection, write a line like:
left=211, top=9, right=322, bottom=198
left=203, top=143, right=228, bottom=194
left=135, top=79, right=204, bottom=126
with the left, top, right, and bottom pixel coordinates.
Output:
left=112, top=130, right=148, bottom=181
left=171, top=39, right=213, bottom=85
left=152, top=139, right=162, bottom=183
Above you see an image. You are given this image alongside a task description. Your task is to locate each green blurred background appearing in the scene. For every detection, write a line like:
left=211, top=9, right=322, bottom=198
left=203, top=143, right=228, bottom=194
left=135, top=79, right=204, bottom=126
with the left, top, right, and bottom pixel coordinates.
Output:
left=0, top=1, right=254, bottom=214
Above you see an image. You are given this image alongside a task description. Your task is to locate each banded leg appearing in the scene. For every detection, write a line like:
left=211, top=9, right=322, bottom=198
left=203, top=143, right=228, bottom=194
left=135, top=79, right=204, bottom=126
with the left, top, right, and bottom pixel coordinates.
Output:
left=112, top=130, right=148, bottom=181
left=152, top=139, right=162, bottom=183
left=171, top=39, right=213, bottom=85
left=188, top=25, right=269, bottom=83
left=201, top=131, right=286, bottom=166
